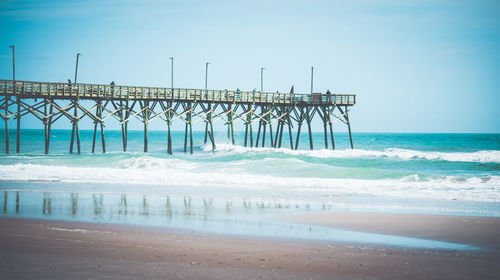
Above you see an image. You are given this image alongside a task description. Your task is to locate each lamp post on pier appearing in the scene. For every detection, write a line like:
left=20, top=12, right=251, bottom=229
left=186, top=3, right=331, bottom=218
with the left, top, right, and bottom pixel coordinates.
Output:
left=9, top=45, right=15, bottom=83
left=169, top=57, right=174, bottom=89
left=260, top=67, right=265, bottom=93
left=203, top=62, right=211, bottom=144
left=74, top=53, right=81, bottom=83
left=205, top=62, right=210, bottom=90
left=310, top=66, right=314, bottom=94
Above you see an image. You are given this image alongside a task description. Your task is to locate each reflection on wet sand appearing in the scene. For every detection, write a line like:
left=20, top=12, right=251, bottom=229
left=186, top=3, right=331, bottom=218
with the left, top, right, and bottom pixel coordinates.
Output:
left=1, top=190, right=312, bottom=226
left=71, top=193, right=78, bottom=217
left=141, top=195, right=148, bottom=216
left=93, top=194, right=103, bottom=216
left=3, top=191, right=7, bottom=213
left=119, top=194, right=127, bottom=215
left=0, top=190, right=481, bottom=250
left=43, top=192, right=52, bottom=215
left=16, top=192, right=19, bottom=213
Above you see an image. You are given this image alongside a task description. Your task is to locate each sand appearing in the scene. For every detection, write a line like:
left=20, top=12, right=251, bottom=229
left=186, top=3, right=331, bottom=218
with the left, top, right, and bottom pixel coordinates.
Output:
left=1, top=214, right=499, bottom=279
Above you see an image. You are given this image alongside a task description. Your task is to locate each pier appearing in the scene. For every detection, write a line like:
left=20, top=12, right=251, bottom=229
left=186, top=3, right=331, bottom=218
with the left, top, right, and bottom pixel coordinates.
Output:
left=0, top=79, right=355, bottom=154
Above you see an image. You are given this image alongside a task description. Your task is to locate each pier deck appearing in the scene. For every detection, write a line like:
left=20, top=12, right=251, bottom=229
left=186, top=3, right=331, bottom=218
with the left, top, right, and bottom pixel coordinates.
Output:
left=0, top=79, right=355, bottom=154
left=0, top=80, right=355, bottom=105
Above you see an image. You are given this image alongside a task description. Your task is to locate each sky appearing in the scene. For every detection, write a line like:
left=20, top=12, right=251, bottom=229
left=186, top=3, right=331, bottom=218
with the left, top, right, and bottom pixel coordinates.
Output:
left=0, top=0, right=499, bottom=133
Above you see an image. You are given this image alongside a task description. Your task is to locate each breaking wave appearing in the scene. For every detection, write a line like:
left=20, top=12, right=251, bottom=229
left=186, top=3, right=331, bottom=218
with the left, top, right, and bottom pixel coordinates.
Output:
left=203, top=144, right=500, bottom=163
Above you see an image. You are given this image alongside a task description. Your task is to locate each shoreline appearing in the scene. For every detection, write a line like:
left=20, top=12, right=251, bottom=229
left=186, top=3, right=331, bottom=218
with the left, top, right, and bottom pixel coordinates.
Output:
left=1, top=212, right=499, bottom=279
left=279, top=212, right=500, bottom=251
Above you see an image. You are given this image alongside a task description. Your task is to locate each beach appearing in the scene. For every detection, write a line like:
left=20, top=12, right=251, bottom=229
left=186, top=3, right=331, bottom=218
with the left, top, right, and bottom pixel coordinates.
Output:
left=2, top=0, right=500, bottom=277
left=0, top=131, right=499, bottom=279
left=1, top=214, right=499, bottom=280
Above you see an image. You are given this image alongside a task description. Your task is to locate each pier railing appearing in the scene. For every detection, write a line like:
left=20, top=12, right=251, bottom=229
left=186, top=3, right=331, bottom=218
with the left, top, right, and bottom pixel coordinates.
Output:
left=0, top=79, right=355, bottom=106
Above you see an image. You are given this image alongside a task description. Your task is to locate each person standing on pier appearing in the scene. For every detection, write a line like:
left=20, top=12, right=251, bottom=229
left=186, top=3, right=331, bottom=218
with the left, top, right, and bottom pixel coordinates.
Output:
left=326, top=89, right=331, bottom=103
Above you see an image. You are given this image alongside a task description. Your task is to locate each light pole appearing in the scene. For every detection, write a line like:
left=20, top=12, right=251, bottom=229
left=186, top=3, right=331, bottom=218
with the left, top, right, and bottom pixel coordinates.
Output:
left=9, top=46, right=15, bottom=82
left=204, top=62, right=211, bottom=144
left=169, top=57, right=174, bottom=89
left=74, top=53, right=81, bottom=83
left=205, top=62, right=210, bottom=90
left=260, top=67, right=265, bottom=92
left=10, top=45, right=20, bottom=153
left=310, top=66, right=314, bottom=94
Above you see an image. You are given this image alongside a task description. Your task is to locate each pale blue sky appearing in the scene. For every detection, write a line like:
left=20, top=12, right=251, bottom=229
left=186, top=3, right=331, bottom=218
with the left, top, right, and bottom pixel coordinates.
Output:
left=1, top=0, right=499, bottom=132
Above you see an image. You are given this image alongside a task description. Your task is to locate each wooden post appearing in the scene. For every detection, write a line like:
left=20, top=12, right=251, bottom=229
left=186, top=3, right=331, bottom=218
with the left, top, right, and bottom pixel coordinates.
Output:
left=189, top=104, right=193, bottom=154
left=262, top=121, right=266, bottom=147
left=100, top=102, right=106, bottom=153
left=294, top=107, right=304, bottom=150
left=287, top=115, right=294, bottom=150
left=119, top=100, right=126, bottom=152
left=70, top=112, right=75, bottom=154
left=5, top=96, right=9, bottom=154
left=209, top=119, right=216, bottom=151
left=184, top=103, right=189, bottom=153
left=273, top=107, right=281, bottom=148
left=141, top=101, right=149, bottom=153
left=244, top=105, right=249, bottom=147
left=16, top=95, right=20, bottom=153
left=44, top=99, right=53, bottom=154
left=328, top=107, right=335, bottom=150
left=338, top=105, right=353, bottom=149
left=69, top=99, right=80, bottom=154
left=306, top=108, right=313, bottom=150
left=323, top=120, right=328, bottom=149
left=268, top=108, right=273, bottom=148
left=256, top=120, right=262, bottom=148
left=189, top=122, right=193, bottom=154
left=76, top=103, right=81, bottom=154
left=184, top=123, right=188, bottom=153
left=167, top=120, right=172, bottom=155
left=329, top=121, right=335, bottom=150
left=273, top=120, right=280, bottom=148
left=92, top=112, right=98, bottom=153
left=244, top=121, right=249, bottom=147
left=295, top=121, right=302, bottom=150
left=44, top=99, right=49, bottom=154
left=204, top=122, right=209, bottom=143
left=278, top=117, right=284, bottom=148
left=227, top=103, right=234, bottom=144
left=124, top=101, right=129, bottom=151
left=205, top=102, right=216, bottom=151
left=307, top=121, right=313, bottom=150
left=167, top=102, right=173, bottom=155
left=249, top=106, right=254, bottom=147
left=92, top=101, right=100, bottom=153
left=204, top=102, right=211, bottom=144
left=345, top=106, right=353, bottom=149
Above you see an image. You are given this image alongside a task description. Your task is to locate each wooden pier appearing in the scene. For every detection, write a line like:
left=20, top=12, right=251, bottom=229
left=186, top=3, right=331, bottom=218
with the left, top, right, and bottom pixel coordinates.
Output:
left=0, top=79, right=355, bottom=154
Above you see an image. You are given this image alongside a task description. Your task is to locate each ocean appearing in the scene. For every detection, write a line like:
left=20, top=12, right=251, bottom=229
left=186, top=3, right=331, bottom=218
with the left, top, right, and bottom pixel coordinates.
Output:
left=0, top=130, right=499, bottom=247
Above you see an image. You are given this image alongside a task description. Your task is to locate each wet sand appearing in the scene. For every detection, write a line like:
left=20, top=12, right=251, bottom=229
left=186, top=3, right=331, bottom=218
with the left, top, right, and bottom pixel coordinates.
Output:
left=1, top=214, right=499, bottom=280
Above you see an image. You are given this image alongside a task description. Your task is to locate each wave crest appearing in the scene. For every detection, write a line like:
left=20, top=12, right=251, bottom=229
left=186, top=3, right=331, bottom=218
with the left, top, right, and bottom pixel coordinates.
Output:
left=1, top=162, right=498, bottom=203
left=203, top=144, right=500, bottom=163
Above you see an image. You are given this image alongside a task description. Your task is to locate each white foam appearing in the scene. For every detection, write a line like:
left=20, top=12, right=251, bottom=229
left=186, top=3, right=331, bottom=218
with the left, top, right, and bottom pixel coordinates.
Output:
left=46, top=226, right=89, bottom=233
left=204, top=143, right=500, bottom=163
left=1, top=161, right=498, bottom=203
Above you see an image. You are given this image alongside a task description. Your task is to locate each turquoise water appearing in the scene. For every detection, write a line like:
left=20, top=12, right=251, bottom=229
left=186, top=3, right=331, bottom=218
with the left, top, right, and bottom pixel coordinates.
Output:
left=0, top=130, right=499, bottom=248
